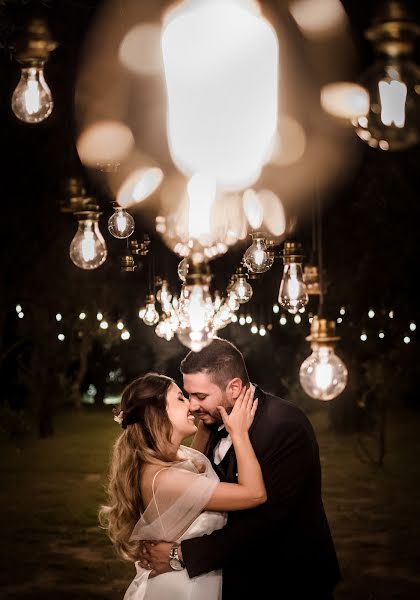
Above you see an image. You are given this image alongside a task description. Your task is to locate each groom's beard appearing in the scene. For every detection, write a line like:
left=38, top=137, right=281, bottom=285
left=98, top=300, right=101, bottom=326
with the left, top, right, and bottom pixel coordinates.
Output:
left=195, top=401, right=231, bottom=426
left=195, top=410, right=223, bottom=426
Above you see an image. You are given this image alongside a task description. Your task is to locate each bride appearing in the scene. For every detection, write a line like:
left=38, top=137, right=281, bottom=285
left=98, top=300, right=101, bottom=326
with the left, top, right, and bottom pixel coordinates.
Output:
left=99, top=372, right=265, bottom=600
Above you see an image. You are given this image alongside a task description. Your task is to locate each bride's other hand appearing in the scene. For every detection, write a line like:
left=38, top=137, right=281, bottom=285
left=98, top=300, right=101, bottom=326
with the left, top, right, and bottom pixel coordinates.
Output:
left=217, top=386, right=257, bottom=438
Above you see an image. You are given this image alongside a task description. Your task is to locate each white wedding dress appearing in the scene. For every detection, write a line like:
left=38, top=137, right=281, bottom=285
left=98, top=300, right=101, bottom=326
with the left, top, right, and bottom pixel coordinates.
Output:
left=123, top=446, right=227, bottom=600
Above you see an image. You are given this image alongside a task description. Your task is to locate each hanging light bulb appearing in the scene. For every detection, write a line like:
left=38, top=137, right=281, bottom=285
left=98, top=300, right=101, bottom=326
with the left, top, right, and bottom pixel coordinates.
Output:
left=143, top=293, right=160, bottom=326
left=156, top=279, right=173, bottom=306
left=243, top=232, right=274, bottom=274
left=353, top=1, right=420, bottom=151
left=230, top=267, right=253, bottom=304
left=299, top=317, right=348, bottom=401
left=177, top=257, right=190, bottom=282
left=177, top=262, right=215, bottom=352
left=108, top=205, right=135, bottom=239
left=278, top=242, right=308, bottom=314
left=155, top=314, right=175, bottom=341
left=69, top=210, right=107, bottom=270
left=11, top=19, right=56, bottom=124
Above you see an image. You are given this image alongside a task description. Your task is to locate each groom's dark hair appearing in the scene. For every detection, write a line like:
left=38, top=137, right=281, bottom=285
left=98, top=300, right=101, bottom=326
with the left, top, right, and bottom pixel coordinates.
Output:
left=180, top=337, right=250, bottom=390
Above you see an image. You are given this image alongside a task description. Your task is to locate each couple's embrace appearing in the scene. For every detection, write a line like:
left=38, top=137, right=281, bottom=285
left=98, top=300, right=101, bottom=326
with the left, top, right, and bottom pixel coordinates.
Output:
left=100, top=338, right=341, bottom=599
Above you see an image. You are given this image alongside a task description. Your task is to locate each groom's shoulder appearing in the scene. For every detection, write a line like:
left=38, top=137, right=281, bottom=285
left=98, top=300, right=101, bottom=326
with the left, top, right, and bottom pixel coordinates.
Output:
left=259, top=387, right=314, bottom=430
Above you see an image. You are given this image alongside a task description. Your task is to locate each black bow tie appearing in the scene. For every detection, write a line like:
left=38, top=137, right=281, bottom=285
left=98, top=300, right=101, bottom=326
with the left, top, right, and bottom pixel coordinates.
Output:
left=215, top=427, right=229, bottom=440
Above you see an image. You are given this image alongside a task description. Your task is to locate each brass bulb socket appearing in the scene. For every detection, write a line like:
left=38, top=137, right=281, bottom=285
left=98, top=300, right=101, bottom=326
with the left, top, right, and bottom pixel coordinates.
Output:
left=305, top=317, right=340, bottom=343
left=74, top=209, right=101, bottom=221
left=15, top=18, right=57, bottom=62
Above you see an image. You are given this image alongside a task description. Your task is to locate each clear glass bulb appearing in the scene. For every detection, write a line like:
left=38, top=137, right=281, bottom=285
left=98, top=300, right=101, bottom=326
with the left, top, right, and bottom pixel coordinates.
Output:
left=69, top=219, right=107, bottom=270
left=354, top=59, right=420, bottom=151
left=299, top=345, right=348, bottom=401
left=231, top=276, right=253, bottom=304
left=177, top=326, right=214, bottom=352
left=243, top=237, right=274, bottom=273
left=155, top=317, right=175, bottom=341
left=143, top=301, right=160, bottom=326
left=278, top=263, right=308, bottom=314
left=12, top=65, right=53, bottom=123
left=177, top=257, right=189, bottom=282
left=108, top=207, right=135, bottom=239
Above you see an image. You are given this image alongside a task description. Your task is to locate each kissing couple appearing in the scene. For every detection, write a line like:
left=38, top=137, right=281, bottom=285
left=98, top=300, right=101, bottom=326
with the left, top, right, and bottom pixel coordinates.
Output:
left=100, top=337, right=341, bottom=599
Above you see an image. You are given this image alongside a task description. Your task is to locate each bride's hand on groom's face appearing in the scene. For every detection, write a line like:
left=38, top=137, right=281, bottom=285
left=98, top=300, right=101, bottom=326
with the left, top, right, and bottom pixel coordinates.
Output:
left=217, top=386, right=258, bottom=438
left=136, top=540, right=173, bottom=576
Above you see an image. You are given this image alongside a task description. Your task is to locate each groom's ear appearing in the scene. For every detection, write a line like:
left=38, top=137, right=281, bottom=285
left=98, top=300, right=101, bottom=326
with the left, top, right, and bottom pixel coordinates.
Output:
left=226, top=378, right=243, bottom=400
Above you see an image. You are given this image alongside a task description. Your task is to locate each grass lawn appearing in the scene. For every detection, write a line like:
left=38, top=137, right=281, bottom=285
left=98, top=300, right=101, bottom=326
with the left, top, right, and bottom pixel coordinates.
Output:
left=1, top=408, right=419, bottom=599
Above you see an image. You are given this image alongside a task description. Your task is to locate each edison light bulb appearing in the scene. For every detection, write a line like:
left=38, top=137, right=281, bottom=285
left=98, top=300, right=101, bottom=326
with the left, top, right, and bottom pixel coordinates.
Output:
left=143, top=295, right=160, bottom=326
left=12, top=65, right=53, bottom=123
left=231, top=274, right=253, bottom=304
left=69, top=218, right=107, bottom=270
left=278, top=263, right=308, bottom=314
left=108, top=207, right=135, bottom=239
left=177, top=273, right=215, bottom=352
left=355, top=60, right=420, bottom=150
left=243, top=235, right=274, bottom=274
left=300, top=345, right=348, bottom=401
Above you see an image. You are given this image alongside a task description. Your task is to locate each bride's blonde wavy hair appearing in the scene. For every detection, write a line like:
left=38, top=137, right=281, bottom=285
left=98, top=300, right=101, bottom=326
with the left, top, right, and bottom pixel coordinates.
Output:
left=98, top=372, right=178, bottom=561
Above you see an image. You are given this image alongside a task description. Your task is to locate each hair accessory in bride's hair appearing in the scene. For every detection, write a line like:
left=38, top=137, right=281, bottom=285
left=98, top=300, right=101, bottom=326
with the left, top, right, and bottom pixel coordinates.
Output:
left=112, top=407, right=124, bottom=425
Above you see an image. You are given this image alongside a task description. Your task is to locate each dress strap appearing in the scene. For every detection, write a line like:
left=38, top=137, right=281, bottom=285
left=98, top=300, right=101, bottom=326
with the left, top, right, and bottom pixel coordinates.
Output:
left=151, top=467, right=171, bottom=537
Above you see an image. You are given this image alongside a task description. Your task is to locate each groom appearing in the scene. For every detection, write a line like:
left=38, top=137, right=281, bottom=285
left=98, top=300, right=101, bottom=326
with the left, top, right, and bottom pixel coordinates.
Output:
left=138, top=337, right=341, bottom=598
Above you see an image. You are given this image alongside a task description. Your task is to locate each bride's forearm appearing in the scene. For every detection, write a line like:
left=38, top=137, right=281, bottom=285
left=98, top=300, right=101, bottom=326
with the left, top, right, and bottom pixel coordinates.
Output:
left=191, top=420, right=212, bottom=453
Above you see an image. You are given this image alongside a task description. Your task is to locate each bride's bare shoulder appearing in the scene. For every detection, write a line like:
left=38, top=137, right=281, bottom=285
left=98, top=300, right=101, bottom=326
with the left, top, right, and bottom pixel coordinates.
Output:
left=140, top=464, right=171, bottom=505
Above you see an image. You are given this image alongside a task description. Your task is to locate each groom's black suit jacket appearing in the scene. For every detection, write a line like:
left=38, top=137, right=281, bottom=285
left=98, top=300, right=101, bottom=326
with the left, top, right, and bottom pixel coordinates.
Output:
left=181, top=386, right=342, bottom=599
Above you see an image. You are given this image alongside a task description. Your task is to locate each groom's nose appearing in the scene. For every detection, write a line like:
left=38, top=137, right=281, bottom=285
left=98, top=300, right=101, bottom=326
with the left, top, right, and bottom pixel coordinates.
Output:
left=188, top=397, right=201, bottom=412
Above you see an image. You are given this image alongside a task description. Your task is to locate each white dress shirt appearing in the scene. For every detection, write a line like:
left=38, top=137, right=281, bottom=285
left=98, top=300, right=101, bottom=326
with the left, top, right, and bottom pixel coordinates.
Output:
left=213, top=426, right=232, bottom=465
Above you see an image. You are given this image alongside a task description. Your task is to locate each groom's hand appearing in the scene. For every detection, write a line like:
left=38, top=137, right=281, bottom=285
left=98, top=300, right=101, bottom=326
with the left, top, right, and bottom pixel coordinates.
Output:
left=137, top=541, right=175, bottom=576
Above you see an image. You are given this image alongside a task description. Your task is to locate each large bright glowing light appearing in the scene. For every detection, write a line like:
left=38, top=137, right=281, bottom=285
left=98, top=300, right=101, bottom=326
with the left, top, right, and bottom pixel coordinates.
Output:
left=187, top=173, right=216, bottom=240
left=162, top=0, right=278, bottom=189
left=76, top=121, right=134, bottom=169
